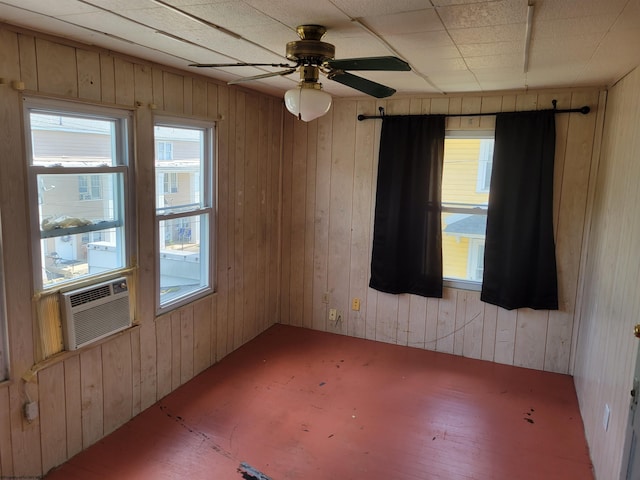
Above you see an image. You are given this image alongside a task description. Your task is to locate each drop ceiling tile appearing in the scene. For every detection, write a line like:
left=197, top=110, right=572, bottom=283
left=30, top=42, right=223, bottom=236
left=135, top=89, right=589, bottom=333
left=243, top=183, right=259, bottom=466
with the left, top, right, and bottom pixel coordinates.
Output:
left=0, top=0, right=99, bottom=16
left=182, top=2, right=280, bottom=28
left=533, top=15, right=620, bottom=38
left=534, top=0, right=628, bottom=21
left=458, top=40, right=523, bottom=57
left=427, top=70, right=482, bottom=93
left=330, top=0, right=437, bottom=17
left=409, top=56, right=468, bottom=73
left=437, top=0, right=527, bottom=29
left=465, top=53, right=522, bottom=69
left=358, top=9, right=443, bottom=35
left=241, top=0, right=350, bottom=29
left=611, top=0, right=640, bottom=31
left=58, top=9, right=196, bottom=34
left=448, top=23, right=523, bottom=44
left=386, top=30, right=457, bottom=50
left=579, top=28, right=640, bottom=86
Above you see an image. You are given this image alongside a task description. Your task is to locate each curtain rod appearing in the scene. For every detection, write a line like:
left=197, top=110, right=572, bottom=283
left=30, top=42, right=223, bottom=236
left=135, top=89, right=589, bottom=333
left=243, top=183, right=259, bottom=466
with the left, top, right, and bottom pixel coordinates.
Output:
left=357, top=100, right=590, bottom=121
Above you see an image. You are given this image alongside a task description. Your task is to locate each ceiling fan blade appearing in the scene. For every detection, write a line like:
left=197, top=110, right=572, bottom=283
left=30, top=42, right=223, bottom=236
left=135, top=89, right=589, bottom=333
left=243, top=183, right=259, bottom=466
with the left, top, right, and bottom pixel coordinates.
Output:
left=328, top=71, right=396, bottom=98
left=189, top=62, right=295, bottom=68
left=228, top=68, right=297, bottom=85
left=326, top=56, right=410, bottom=71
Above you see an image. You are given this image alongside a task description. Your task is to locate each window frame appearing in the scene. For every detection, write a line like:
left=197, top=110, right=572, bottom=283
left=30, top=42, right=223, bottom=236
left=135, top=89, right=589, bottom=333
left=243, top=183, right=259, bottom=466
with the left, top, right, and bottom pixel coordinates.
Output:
left=442, top=129, right=494, bottom=291
left=23, top=97, right=135, bottom=292
left=153, top=116, right=215, bottom=314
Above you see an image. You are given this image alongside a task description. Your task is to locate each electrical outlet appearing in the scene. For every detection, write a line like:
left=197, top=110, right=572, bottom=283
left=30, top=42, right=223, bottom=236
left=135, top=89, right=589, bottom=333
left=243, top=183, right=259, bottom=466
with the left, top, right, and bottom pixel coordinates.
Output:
left=603, top=404, right=610, bottom=432
left=352, top=298, right=360, bottom=311
left=24, top=401, right=39, bottom=422
left=329, top=308, right=337, bottom=322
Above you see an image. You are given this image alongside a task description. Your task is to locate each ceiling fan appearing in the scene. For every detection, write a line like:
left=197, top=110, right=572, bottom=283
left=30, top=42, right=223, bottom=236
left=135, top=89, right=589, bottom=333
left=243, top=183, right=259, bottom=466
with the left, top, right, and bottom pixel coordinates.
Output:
left=189, top=25, right=411, bottom=121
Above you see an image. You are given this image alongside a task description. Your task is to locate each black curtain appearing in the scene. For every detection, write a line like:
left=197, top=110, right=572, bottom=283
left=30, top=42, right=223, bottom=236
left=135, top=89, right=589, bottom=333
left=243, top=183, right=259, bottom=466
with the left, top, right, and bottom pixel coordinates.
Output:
left=481, top=110, right=558, bottom=310
left=369, top=115, right=445, bottom=298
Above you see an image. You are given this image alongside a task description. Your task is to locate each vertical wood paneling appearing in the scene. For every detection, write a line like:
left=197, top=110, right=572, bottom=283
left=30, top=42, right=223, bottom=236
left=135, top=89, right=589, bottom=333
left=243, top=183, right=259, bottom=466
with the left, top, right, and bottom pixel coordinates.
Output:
left=513, top=309, right=548, bottom=370
left=39, top=363, right=67, bottom=473
left=216, top=85, right=230, bottom=361
left=407, top=295, right=427, bottom=349
left=233, top=92, right=246, bottom=348
left=76, top=50, right=101, bottom=101
left=170, top=311, right=182, bottom=390
left=0, top=387, right=13, bottom=477
left=163, top=72, right=184, bottom=113
left=64, top=356, right=83, bottom=459
left=225, top=88, right=237, bottom=353
left=436, top=288, right=457, bottom=354
left=0, top=25, right=281, bottom=479
left=100, top=54, right=115, bottom=104
left=349, top=99, right=376, bottom=338
left=573, top=66, right=640, bottom=480
left=35, top=38, right=77, bottom=97
left=243, top=94, right=259, bottom=342
left=179, top=308, right=194, bottom=385
left=302, top=117, right=318, bottom=330
left=114, top=58, right=135, bottom=106
left=156, top=315, right=172, bottom=399
left=17, top=34, right=37, bottom=91
left=80, top=347, right=103, bottom=448
left=193, top=297, right=212, bottom=375
left=102, top=334, right=133, bottom=435
left=311, top=110, right=333, bottom=332
left=327, top=100, right=357, bottom=335
left=289, top=119, right=307, bottom=327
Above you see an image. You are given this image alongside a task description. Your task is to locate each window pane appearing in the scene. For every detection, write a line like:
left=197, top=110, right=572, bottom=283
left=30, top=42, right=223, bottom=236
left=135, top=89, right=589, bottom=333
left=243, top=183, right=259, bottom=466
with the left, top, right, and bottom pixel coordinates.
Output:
left=154, top=126, right=204, bottom=212
left=38, top=173, right=121, bottom=231
left=442, top=136, right=492, bottom=283
left=159, top=214, right=209, bottom=306
left=41, top=227, right=124, bottom=287
left=29, top=113, right=117, bottom=167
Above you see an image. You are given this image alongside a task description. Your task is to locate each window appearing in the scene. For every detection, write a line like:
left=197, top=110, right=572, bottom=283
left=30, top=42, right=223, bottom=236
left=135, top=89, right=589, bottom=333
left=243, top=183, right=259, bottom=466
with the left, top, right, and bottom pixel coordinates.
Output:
left=442, top=131, right=494, bottom=288
left=78, top=175, right=103, bottom=200
left=24, top=98, right=132, bottom=291
left=154, top=118, right=214, bottom=312
left=163, top=172, right=178, bottom=194
left=157, top=141, right=173, bottom=161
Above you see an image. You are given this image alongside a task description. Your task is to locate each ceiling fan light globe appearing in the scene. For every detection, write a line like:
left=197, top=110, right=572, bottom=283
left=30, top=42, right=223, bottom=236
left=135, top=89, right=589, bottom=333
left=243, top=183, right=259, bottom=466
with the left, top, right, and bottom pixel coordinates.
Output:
left=284, top=87, right=332, bottom=122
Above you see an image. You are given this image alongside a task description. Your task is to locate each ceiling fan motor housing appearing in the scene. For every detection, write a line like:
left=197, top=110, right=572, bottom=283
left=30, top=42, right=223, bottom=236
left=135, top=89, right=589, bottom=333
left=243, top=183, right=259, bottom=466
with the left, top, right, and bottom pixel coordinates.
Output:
left=286, top=25, right=335, bottom=65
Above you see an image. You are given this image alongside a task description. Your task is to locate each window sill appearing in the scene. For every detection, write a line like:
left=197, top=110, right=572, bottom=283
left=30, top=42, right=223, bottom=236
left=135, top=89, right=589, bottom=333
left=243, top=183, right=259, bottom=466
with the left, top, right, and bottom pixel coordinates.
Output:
left=444, top=279, right=482, bottom=292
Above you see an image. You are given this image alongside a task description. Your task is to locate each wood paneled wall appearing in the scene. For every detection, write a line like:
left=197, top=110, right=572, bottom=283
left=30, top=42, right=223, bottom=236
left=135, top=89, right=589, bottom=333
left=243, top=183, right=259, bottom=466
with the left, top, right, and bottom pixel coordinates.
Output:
left=279, top=90, right=603, bottom=375
left=0, top=25, right=280, bottom=477
left=573, top=65, right=640, bottom=480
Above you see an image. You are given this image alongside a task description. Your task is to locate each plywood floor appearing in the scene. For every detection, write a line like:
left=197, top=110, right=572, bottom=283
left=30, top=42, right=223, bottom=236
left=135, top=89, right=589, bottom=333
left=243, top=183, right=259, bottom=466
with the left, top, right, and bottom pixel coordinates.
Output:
left=45, top=324, right=594, bottom=480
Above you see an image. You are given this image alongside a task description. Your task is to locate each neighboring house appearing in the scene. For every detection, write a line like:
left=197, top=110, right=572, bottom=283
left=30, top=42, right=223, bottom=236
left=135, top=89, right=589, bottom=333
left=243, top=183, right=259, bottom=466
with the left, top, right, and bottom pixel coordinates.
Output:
left=442, top=137, right=493, bottom=283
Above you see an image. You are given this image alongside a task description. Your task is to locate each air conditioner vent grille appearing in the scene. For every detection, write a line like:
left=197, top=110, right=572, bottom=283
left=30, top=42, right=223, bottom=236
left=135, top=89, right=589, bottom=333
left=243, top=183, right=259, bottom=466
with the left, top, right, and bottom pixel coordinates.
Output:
left=69, top=284, right=111, bottom=307
left=60, top=277, right=131, bottom=350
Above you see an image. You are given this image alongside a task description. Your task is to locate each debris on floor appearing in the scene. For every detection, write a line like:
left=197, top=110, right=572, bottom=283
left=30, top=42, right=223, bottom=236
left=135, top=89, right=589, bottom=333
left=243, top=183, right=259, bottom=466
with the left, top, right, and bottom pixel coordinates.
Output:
left=238, top=462, right=273, bottom=480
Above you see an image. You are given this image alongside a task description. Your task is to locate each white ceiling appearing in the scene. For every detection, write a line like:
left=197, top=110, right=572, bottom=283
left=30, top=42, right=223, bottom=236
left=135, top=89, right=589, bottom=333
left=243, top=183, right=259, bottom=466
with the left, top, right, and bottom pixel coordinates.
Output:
left=1, top=0, right=639, bottom=98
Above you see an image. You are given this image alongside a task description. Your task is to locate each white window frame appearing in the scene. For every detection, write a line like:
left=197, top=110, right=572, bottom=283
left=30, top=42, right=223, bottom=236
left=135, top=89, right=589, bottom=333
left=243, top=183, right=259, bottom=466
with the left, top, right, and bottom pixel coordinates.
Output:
left=0, top=209, right=9, bottom=382
left=23, top=97, right=134, bottom=292
left=476, top=139, right=494, bottom=193
left=442, top=130, right=494, bottom=291
left=154, top=116, right=215, bottom=313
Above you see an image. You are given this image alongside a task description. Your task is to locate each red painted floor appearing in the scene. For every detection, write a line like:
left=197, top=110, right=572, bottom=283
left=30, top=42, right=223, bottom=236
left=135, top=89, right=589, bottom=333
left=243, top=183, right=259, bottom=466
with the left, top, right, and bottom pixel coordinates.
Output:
left=46, top=324, right=594, bottom=480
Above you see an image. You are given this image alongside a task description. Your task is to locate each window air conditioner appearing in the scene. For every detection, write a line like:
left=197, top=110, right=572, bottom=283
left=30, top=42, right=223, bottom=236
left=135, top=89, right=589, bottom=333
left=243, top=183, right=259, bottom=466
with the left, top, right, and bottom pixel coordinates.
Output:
left=60, top=277, right=131, bottom=350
